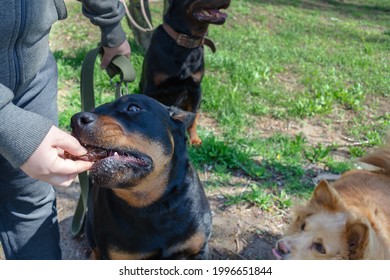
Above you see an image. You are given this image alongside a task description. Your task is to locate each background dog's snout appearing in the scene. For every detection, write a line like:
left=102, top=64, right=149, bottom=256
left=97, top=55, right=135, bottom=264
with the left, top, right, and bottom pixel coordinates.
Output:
left=277, top=240, right=290, bottom=256
left=71, top=112, right=97, bottom=130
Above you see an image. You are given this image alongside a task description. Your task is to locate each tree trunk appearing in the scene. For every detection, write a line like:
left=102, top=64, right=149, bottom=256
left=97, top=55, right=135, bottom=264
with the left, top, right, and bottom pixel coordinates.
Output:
left=126, top=0, right=153, bottom=52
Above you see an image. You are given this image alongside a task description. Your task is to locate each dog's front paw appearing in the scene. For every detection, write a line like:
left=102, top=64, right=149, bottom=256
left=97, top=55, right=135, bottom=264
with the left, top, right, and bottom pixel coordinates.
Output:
left=190, top=136, right=202, bottom=146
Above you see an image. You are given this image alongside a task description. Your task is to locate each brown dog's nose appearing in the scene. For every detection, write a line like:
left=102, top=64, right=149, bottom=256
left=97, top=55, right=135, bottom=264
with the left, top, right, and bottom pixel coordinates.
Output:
left=71, top=112, right=97, bottom=130
left=277, top=240, right=290, bottom=255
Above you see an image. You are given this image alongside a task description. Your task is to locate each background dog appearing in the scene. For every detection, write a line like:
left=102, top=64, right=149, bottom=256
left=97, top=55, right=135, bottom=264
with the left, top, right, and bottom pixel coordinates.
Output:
left=68, top=94, right=212, bottom=259
left=140, top=0, right=230, bottom=145
left=273, top=145, right=390, bottom=260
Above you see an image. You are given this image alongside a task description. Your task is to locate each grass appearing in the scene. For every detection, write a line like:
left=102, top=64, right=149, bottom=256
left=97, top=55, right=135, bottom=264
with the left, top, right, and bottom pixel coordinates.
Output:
left=52, top=0, right=390, bottom=211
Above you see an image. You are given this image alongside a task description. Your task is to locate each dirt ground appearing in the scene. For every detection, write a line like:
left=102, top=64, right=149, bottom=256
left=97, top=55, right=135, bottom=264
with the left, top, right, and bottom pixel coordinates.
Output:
left=55, top=180, right=286, bottom=260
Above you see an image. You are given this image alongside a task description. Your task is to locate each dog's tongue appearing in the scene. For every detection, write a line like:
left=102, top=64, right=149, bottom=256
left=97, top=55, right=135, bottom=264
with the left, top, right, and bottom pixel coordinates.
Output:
left=210, top=9, right=227, bottom=18
left=196, top=8, right=228, bottom=20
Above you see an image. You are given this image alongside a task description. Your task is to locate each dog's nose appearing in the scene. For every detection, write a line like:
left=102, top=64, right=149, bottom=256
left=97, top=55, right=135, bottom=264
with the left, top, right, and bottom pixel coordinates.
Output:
left=71, top=112, right=97, bottom=130
left=277, top=241, right=290, bottom=255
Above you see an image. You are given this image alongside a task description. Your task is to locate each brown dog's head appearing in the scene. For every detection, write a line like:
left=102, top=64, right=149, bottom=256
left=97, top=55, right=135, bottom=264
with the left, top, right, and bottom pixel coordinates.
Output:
left=164, top=0, right=230, bottom=36
left=273, top=180, right=374, bottom=260
left=69, top=94, right=195, bottom=192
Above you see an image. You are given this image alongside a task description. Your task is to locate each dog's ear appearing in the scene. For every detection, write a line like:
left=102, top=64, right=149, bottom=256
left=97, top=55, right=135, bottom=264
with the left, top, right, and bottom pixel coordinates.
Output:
left=346, top=222, right=369, bottom=260
left=164, top=0, right=175, bottom=15
left=168, top=107, right=196, bottom=130
left=360, top=144, right=390, bottom=174
left=310, top=180, right=344, bottom=211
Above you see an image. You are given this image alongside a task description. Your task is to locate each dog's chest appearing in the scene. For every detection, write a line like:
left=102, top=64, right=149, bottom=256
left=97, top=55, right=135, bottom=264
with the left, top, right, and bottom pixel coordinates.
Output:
left=172, top=48, right=204, bottom=78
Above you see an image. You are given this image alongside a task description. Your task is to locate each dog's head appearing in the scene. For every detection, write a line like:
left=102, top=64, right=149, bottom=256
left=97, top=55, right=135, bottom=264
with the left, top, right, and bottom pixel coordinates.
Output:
left=69, top=94, right=195, bottom=194
left=164, top=0, right=230, bottom=36
left=273, top=180, right=372, bottom=260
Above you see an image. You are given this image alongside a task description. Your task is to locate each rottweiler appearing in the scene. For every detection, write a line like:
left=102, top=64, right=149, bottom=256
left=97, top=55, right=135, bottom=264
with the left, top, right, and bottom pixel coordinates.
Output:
left=68, top=94, right=212, bottom=259
left=139, top=0, right=230, bottom=145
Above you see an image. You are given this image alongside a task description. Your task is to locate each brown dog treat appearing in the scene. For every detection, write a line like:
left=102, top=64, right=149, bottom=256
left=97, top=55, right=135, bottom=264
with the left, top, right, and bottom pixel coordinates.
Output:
left=64, top=150, right=105, bottom=162
left=64, top=151, right=80, bottom=160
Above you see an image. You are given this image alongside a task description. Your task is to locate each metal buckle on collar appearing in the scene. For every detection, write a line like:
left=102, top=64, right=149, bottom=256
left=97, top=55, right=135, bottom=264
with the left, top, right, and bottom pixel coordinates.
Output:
left=177, top=34, right=200, bottom=48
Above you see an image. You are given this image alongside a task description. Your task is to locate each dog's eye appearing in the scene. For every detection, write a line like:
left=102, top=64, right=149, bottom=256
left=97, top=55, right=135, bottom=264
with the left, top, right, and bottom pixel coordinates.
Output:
left=127, top=104, right=142, bottom=112
left=312, top=242, right=326, bottom=254
left=300, top=222, right=306, bottom=231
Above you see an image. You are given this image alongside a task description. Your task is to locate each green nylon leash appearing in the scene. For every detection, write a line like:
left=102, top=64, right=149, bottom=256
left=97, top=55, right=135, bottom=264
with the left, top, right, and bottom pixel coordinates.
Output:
left=70, top=46, right=135, bottom=237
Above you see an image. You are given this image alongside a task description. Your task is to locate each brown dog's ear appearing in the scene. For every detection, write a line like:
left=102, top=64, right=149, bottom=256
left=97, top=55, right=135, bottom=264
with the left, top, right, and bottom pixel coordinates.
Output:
left=360, top=144, right=390, bottom=174
left=310, top=180, right=344, bottom=211
left=168, top=107, right=196, bottom=130
left=346, top=222, right=369, bottom=260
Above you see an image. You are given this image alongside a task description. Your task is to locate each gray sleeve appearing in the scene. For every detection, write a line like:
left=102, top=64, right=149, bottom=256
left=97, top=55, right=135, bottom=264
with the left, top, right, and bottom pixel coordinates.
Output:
left=80, top=0, right=127, bottom=47
left=0, top=84, right=53, bottom=168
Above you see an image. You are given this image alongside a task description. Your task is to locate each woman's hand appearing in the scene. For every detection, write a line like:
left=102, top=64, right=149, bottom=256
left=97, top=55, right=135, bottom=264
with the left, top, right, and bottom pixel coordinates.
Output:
left=20, top=126, right=94, bottom=187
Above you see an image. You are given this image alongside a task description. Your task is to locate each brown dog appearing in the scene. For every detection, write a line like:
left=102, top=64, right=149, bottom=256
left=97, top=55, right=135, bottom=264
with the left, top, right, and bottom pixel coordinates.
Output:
left=140, top=0, right=230, bottom=145
left=273, top=145, right=390, bottom=260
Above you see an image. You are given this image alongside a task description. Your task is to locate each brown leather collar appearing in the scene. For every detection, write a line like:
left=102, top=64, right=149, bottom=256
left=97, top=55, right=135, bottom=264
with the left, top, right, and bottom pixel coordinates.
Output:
left=162, top=22, right=216, bottom=53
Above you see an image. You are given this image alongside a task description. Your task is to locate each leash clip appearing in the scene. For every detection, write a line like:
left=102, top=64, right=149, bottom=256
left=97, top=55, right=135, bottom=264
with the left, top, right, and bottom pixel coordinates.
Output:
left=112, top=80, right=129, bottom=98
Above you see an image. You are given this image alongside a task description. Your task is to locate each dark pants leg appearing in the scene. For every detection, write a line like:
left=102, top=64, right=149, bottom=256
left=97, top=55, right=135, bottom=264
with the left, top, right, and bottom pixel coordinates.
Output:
left=0, top=53, right=61, bottom=259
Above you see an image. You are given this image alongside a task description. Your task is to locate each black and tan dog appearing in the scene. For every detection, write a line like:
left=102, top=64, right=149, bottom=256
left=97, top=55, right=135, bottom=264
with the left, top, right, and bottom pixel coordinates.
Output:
left=140, top=0, right=230, bottom=145
left=68, top=94, right=212, bottom=259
